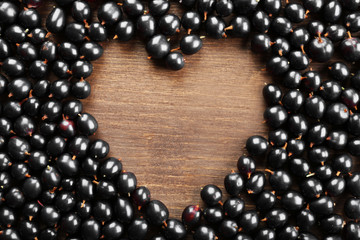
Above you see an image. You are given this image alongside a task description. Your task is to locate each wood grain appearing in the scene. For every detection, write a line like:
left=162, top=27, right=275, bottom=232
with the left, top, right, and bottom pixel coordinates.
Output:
left=84, top=37, right=269, bottom=219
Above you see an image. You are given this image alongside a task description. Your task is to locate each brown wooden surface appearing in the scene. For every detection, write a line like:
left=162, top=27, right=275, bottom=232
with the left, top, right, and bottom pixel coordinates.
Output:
left=84, top=37, right=269, bottom=219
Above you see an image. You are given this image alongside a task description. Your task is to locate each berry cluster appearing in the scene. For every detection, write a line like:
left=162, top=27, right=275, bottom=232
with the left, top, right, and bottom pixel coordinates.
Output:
left=0, top=0, right=360, bottom=240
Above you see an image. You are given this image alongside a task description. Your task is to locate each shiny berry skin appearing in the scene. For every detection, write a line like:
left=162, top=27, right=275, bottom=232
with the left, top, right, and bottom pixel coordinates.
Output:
left=341, top=88, right=359, bottom=109
left=163, top=219, right=186, bottom=240
left=203, top=205, right=223, bottom=224
left=46, top=7, right=66, bottom=33
left=88, top=139, right=109, bottom=160
left=63, top=100, right=83, bottom=120
left=329, top=61, right=350, bottom=82
left=256, top=190, right=276, bottom=212
left=289, top=157, right=311, bottom=178
left=205, top=15, right=226, bottom=39
left=149, top=0, right=170, bottom=17
left=282, top=89, right=304, bottom=112
left=59, top=42, right=79, bottom=61
left=165, top=52, right=185, bottom=71
left=227, top=16, right=251, bottom=37
left=246, top=135, right=268, bottom=156
left=22, top=177, right=42, bottom=200
left=145, top=200, right=169, bottom=226
left=72, top=0, right=91, bottom=22
left=182, top=205, right=201, bottom=227
left=296, top=208, right=316, bottom=231
left=344, top=221, right=360, bottom=240
left=263, top=105, right=288, bottom=128
left=266, top=56, right=289, bottom=76
left=271, top=37, right=291, bottom=56
left=309, top=196, right=334, bottom=216
left=102, top=221, right=124, bottom=240
left=40, top=205, right=60, bottom=227
left=131, top=186, right=151, bottom=207
left=28, top=28, right=47, bottom=45
left=319, top=80, right=342, bottom=101
left=71, top=80, right=91, bottom=99
left=268, top=170, right=292, bottom=192
left=80, top=42, right=103, bottom=61
left=201, top=184, right=222, bottom=206
left=40, top=41, right=57, bottom=62
left=344, top=197, right=360, bottom=219
left=223, top=197, right=244, bottom=219
left=17, top=42, right=38, bottom=62
left=137, top=15, right=156, bottom=39
left=237, top=155, right=256, bottom=178
left=76, top=177, right=94, bottom=201
left=5, top=25, right=26, bottom=43
left=347, top=172, right=360, bottom=197
left=261, top=0, right=281, bottom=16
left=81, top=219, right=101, bottom=240
left=127, top=218, right=149, bottom=240
left=251, top=33, right=271, bottom=53
left=158, top=14, right=181, bottom=36
left=326, top=102, right=349, bottom=125
left=320, top=214, right=344, bottom=234
left=304, top=96, right=325, bottom=121
left=246, top=171, right=265, bottom=195
left=88, top=22, right=107, bottom=42
left=219, top=219, right=238, bottom=239
left=341, top=36, right=360, bottom=62
left=224, top=172, right=244, bottom=196
left=308, top=146, right=329, bottom=165
left=2, top=57, right=25, bottom=77
left=114, top=20, right=135, bottom=41
left=77, top=113, right=98, bottom=135
left=308, top=37, right=334, bottom=62
left=307, top=21, right=325, bottom=36
left=99, top=157, right=122, bottom=180
left=116, top=171, right=137, bottom=194
left=7, top=136, right=31, bottom=161
left=0, top=2, right=18, bottom=26
left=288, top=50, right=309, bottom=70
left=348, top=138, right=360, bottom=156
left=252, top=10, right=271, bottom=33
left=97, top=2, right=122, bottom=25
left=287, top=138, right=306, bottom=157
left=52, top=60, right=70, bottom=79
left=267, top=147, right=287, bottom=169
left=238, top=210, right=259, bottom=232
left=71, top=60, right=93, bottom=79
left=285, top=3, right=305, bottom=23
left=281, top=191, right=305, bottom=211
left=323, top=0, right=342, bottom=23
left=278, top=225, right=299, bottom=240
left=19, top=8, right=41, bottom=29
left=193, top=226, right=216, bottom=240
left=263, top=84, right=282, bottom=106
left=215, top=0, right=233, bottom=17
left=146, top=34, right=170, bottom=59
left=268, top=129, right=288, bottom=147
left=290, top=27, right=310, bottom=49
left=271, top=17, right=292, bottom=37
left=180, top=34, right=202, bottom=55
left=123, top=0, right=144, bottom=18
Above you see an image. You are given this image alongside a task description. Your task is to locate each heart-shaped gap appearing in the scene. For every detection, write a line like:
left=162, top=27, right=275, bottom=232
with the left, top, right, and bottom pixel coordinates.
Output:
left=83, top=38, right=268, bottom=218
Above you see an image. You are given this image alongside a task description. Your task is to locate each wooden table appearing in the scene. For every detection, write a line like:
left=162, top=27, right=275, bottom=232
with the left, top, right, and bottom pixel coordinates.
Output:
left=84, top=36, right=269, bottom=218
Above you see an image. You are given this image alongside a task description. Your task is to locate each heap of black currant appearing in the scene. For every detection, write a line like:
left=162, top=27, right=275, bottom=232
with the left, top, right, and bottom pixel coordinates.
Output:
left=0, top=0, right=360, bottom=239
